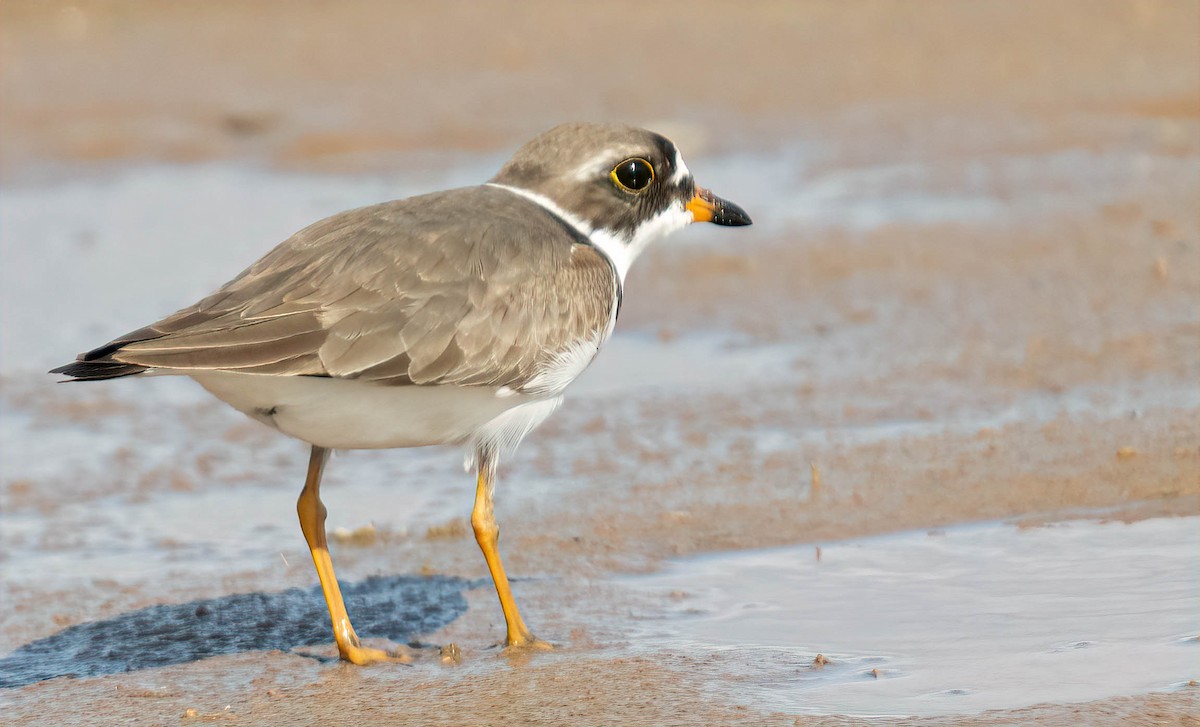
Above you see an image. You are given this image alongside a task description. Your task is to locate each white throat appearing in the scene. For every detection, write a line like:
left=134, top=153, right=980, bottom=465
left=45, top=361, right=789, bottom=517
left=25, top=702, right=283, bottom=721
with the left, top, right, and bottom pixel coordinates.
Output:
left=485, top=183, right=691, bottom=284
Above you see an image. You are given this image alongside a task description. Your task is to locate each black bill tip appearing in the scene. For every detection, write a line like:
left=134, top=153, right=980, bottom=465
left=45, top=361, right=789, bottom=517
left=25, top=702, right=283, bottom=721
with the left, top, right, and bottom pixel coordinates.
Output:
left=712, top=198, right=752, bottom=227
left=687, top=187, right=752, bottom=227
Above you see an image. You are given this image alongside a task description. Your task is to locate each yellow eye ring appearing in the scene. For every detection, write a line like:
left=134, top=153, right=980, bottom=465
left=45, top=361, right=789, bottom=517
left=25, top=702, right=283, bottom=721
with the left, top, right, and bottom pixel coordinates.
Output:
left=610, top=158, right=655, bottom=193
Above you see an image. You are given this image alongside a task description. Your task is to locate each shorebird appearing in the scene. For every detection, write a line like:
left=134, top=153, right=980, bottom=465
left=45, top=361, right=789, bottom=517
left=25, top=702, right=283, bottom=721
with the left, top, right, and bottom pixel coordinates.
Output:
left=51, top=122, right=751, bottom=662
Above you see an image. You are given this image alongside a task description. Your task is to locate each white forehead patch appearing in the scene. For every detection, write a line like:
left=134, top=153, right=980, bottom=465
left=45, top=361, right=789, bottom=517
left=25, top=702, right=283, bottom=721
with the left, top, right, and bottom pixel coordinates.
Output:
left=669, top=148, right=692, bottom=186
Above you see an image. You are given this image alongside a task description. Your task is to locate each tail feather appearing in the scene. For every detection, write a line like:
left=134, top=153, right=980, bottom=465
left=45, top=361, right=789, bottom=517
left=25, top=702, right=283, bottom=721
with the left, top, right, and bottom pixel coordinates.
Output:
left=51, top=324, right=167, bottom=381
left=49, top=360, right=149, bottom=381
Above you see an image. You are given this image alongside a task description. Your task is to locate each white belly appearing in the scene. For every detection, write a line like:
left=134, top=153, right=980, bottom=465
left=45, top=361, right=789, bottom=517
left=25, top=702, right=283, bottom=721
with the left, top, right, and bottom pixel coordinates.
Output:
left=189, top=371, right=555, bottom=451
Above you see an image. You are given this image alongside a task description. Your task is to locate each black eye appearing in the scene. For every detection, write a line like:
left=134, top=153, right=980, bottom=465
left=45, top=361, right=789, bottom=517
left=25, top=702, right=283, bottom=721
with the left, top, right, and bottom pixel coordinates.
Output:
left=610, top=158, right=655, bottom=193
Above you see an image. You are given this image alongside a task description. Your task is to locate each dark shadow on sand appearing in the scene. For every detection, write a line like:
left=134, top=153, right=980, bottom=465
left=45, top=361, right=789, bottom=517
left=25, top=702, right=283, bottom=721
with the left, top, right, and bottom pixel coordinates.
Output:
left=0, top=574, right=471, bottom=688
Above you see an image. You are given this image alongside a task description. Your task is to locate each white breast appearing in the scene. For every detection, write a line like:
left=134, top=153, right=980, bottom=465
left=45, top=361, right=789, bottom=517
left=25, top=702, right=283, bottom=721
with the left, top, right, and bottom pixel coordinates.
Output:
left=190, top=371, right=552, bottom=452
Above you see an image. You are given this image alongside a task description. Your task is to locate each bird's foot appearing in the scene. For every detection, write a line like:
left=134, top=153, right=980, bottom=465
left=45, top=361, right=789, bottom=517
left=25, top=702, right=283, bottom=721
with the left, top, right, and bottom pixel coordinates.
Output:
left=502, top=633, right=554, bottom=654
left=338, top=642, right=412, bottom=666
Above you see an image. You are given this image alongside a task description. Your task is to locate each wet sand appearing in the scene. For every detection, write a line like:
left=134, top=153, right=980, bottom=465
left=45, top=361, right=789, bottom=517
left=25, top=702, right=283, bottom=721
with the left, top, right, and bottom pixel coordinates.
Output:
left=2, top=1, right=1199, bottom=724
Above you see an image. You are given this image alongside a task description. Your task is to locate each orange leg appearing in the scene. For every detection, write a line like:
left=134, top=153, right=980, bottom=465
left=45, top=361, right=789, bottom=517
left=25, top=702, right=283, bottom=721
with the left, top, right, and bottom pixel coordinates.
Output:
left=297, top=446, right=406, bottom=664
left=471, top=459, right=552, bottom=651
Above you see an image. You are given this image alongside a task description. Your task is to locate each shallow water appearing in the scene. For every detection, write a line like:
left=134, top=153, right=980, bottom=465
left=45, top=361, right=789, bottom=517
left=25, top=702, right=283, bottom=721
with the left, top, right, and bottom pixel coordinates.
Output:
left=2, top=150, right=1197, bottom=715
left=623, top=516, right=1199, bottom=717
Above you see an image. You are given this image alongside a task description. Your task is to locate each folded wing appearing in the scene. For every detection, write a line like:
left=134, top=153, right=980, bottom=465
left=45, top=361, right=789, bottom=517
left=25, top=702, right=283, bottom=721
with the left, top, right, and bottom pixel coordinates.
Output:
left=53, top=186, right=616, bottom=391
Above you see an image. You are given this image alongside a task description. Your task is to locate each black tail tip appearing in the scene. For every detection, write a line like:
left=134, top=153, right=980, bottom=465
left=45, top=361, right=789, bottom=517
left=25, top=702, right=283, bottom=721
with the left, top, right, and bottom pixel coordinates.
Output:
left=49, top=360, right=147, bottom=381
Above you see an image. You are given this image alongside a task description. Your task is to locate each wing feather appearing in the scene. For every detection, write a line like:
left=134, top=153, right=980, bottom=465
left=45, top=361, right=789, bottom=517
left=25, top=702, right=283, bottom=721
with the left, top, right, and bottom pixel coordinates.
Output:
left=78, top=186, right=616, bottom=390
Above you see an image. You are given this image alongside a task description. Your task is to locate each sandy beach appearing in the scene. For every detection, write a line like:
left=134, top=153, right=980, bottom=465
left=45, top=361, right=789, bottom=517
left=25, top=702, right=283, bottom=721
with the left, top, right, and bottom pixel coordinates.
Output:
left=2, top=1, right=1198, bottom=724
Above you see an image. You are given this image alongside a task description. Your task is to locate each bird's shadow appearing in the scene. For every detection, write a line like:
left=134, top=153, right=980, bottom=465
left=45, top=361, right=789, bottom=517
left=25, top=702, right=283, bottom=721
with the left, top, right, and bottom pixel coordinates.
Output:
left=0, top=574, right=473, bottom=689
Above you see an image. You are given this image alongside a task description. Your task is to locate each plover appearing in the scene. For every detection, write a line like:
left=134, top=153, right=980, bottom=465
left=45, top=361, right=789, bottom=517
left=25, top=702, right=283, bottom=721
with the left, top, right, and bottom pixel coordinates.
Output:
left=51, top=122, right=751, bottom=662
